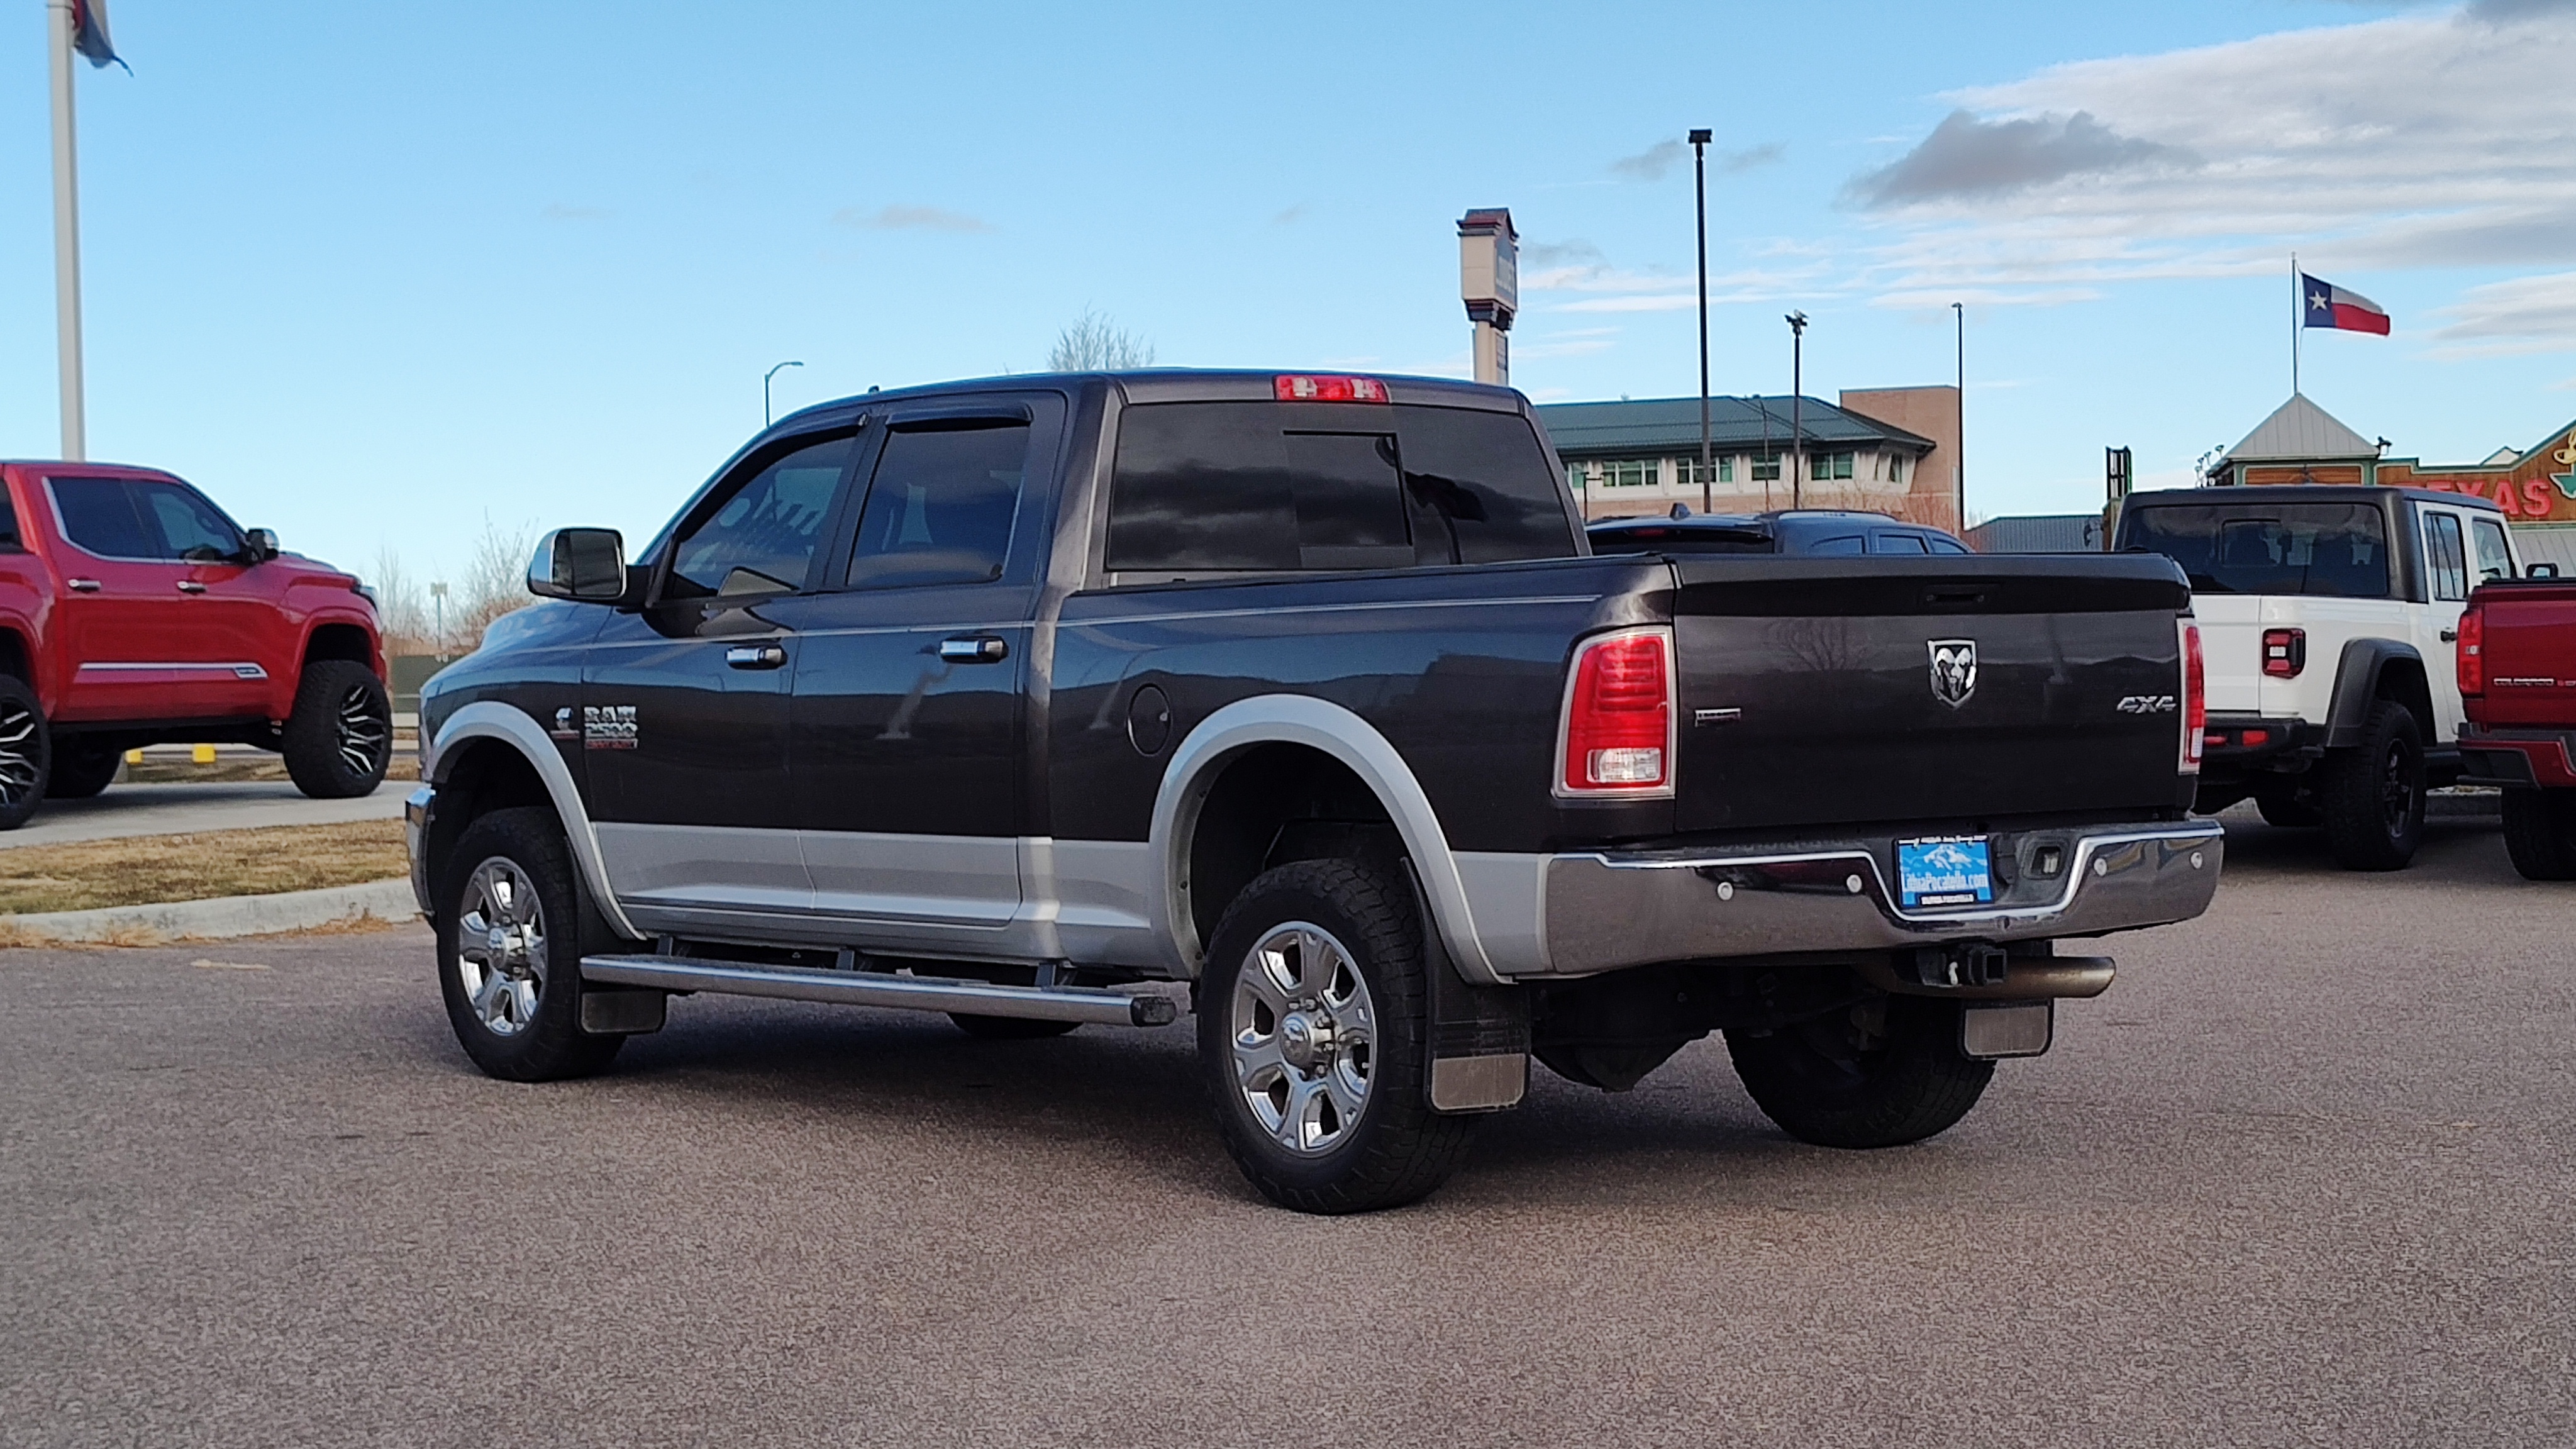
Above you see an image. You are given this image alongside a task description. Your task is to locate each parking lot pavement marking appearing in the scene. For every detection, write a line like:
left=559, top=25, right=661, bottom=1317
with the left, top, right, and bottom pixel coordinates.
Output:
left=187, top=958, right=272, bottom=971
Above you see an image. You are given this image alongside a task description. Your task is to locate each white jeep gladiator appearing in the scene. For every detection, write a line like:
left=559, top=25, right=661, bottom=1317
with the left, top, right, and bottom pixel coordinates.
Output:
left=2116, top=484, right=2524, bottom=869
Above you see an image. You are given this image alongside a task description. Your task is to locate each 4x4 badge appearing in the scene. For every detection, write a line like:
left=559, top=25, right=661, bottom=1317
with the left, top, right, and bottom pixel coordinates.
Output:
left=1928, top=638, right=1977, bottom=709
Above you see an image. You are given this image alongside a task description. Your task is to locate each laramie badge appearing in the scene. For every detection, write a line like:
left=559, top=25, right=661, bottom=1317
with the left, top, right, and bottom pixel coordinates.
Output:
left=1928, top=639, right=1977, bottom=709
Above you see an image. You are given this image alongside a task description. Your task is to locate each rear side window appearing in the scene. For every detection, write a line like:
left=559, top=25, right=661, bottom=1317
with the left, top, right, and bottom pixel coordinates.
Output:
left=0, top=490, right=21, bottom=551
left=1871, top=532, right=1929, bottom=553
left=1929, top=536, right=1972, bottom=555
left=2470, top=515, right=2514, bottom=585
left=668, top=434, right=852, bottom=599
left=51, top=477, right=158, bottom=559
left=2123, top=503, right=2389, bottom=597
left=845, top=421, right=1030, bottom=588
left=1107, top=401, right=1575, bottom=573
left=2425, top=512, right=2468, bottom=601
left=1805, top=534, right=1865, bottom=555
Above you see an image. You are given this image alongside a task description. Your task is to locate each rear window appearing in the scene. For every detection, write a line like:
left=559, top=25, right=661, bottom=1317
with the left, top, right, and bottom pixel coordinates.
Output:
left=2123, top=502, right=2390, bottom=597
left=1106, top=402, right=1576, bottom=573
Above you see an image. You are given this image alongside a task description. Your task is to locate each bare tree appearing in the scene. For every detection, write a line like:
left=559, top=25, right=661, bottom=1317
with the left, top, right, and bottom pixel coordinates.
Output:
left=455, top=515, right=540, bottom=648
left=1048, top=309, right=1155, bottom=371
left=365, top=543, right=435, bottom=655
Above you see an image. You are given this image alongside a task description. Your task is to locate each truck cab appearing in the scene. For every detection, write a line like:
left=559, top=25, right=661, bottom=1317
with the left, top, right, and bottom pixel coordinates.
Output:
left=2115, top=484, right=2518, bottom=869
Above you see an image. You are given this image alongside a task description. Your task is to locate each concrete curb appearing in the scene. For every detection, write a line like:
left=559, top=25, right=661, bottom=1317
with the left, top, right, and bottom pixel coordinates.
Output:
left=1, top=879, right=420, bottom=945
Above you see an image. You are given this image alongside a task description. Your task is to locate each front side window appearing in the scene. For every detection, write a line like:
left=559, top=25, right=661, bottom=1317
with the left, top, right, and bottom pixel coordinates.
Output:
left=1872, top=531, right=1929, bottom=553
left=133, top=481, right=244, bottom=561
left=845, top=421, right=1029, bottom=588
left=1806, top=533, right=1865, bottom=555
left=2123, top=503, right=2390, bottom=598
left=2426, top=512, right=2468, bottom=601
left=2470, top=516, right=2515, bottom=584
left=667, top=434, right=852, bottom=599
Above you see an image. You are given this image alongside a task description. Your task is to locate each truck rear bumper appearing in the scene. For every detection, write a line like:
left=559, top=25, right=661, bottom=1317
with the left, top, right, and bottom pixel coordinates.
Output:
left=1534, top=821, right=2222, bottom=977
left=2459, top=725, right=2576, bottom=789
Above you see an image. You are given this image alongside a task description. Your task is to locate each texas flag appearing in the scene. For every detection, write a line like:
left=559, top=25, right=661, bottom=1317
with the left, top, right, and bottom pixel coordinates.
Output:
left=2302, top=272, right=2390, bottom=335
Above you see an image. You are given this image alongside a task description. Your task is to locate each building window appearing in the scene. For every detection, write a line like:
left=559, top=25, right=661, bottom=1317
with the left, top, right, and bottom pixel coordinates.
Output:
left=1887, top=455, right=1904, bottom=485
left=1567, top=462, right=1586, bottom=491
left=1751, top=451, right=1780, bottom=482
left=1599, top=459, right=1656, bottom=488
left=1809, top=452, right=1853, bottom=481
left=1674, top=456, right=1736, bottom=488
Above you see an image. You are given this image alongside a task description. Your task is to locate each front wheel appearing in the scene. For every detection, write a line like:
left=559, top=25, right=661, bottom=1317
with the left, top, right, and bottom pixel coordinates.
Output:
left=1725, top=996, right=1993, bottom=1149
left=2318, top=701, right=2425, bottom=871
left=1198, top=859, right=1479, bottom=1214
left=436, top=806, right=623, bottom=1082
left=2501, top=788, right=2576, bottom=881
left=281, top=659, right=392, bottom=799
left=0, top=676, right=48, bottom=830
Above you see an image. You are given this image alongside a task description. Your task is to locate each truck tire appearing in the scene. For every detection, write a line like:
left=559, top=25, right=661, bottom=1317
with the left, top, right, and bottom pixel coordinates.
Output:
left=0, top=676, right=49, bottom=831
left=45, top=740, right=121, bottom=800
left=1725, top=996, right=1993, bottom=1150
left=436, top=806, right=624, bottom=1082
left=2501, top=788, right=2576, bottom=881
left=281, top=660, right=393, bottom=799
left=1197, top=859, right=1479, bottom=1214
left=949, top=1013, right=1079, bottom=1040
left=2317, top=701, right=2426, bottom=871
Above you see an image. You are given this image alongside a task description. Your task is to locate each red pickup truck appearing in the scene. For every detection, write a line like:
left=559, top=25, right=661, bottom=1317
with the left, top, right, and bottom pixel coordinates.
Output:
left=0, top=460, right=391, bottom=830
left=2458, top=574, right=2576, bottom=879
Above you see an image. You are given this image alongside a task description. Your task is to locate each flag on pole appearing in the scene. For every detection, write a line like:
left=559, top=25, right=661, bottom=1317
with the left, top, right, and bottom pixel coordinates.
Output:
left=71, top=0, right=126, bottom=71
left=2301, top=272, right=2389, bottom=335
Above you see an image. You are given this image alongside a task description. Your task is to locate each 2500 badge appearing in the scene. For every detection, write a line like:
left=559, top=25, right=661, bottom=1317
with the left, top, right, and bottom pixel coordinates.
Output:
left=553, top=704, right=640, bottom=750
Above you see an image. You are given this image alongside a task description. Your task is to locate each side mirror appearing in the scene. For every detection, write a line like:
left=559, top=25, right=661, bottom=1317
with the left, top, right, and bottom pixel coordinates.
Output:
left=527, top=527, right=627, bottom=602
left=243, top=528, right=280, bottom=564
left=2529, top=562, right=2560, bottom=579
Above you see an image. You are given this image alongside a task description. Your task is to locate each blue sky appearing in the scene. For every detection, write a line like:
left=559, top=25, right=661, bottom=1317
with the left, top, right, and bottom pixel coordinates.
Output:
left=7, top=1, right=2576, bottom=584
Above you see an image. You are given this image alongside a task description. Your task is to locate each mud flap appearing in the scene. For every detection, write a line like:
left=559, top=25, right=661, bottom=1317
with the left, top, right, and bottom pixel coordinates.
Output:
left=1409, top=863, right=1530, bottom=1113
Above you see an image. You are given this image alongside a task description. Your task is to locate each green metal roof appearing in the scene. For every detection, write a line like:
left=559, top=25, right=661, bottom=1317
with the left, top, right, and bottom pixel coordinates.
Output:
left=1535, top=394, right=1936, bottom=459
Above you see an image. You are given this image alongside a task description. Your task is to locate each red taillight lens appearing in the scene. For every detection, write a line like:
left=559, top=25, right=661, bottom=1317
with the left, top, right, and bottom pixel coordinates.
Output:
left=1561, top=629, right=1672, bottom=794
left=2182, top=621, right=2206, bottom=774
left=2261, top=626, right=2306, bottom=679
left=2458, top=608, right=2485, bottom=697
left=1274, top=374, right=1389, bottom=402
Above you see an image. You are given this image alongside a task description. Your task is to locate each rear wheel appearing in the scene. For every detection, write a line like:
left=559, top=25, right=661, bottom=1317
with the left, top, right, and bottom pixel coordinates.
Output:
left=1198, top=859, right=1479, bottom=1214
left=2318, top=701, right=2425, bottom=871
left=949, top=1013, right=1079, bottom=1040
left=45, top=740, right=121, bottom=800
left=0, top=677, right=47, bottom=830
left=436, top=806, right=624, bottom=1082
left=2501, top=787, right=2576, bottom=881
left=282, top=660, right=392, bottom=799
left=1726, top=996, right=1993, bottom=1149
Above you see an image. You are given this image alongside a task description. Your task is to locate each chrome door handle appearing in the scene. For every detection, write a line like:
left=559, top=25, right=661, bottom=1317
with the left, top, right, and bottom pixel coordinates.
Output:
left=177, top=580, right=208, bottom=594
left=938, top=636, right=1009, bottom=663
left=724, top=643, right=787, bottom=669
left=67, top=578, right=100, bottom=592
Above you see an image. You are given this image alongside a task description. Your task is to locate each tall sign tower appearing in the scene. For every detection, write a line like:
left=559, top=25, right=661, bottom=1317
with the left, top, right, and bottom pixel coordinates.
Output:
left=1457, top=209, right=1517, bottom=386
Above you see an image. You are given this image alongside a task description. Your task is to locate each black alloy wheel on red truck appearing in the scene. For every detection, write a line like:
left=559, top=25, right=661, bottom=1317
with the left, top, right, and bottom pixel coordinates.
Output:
left=280, top=660, right=394, bottom=799
left=0, top=676, right=48, bottom=830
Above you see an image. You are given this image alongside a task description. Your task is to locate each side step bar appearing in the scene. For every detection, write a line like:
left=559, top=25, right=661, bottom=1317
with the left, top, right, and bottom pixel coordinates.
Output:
left=580, top=955, right=1179, bottom=1028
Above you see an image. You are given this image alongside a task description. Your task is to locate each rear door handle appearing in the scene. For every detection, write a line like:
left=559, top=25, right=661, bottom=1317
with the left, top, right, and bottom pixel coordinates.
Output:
left=939, top=636, right=1009, bottom=663
left=177, top=580, right=208, bottom=594
left=724, top=643, right=787, bottom=670
left=2440, top=628, right=2458, bottom=643
left=67, top=578, right=100, bottom=593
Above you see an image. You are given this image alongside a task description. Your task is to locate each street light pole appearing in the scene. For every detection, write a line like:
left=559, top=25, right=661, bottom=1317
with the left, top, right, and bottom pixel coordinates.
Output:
left=1951, top=302, right=1965, bottom=535
left=1785, top=311, right=1808, bottom=509
left=49, top=0, right=87, bottom=461
left=764, top=360, right=804, bottom=427
left=1689, top=128, right=1713, bottom=515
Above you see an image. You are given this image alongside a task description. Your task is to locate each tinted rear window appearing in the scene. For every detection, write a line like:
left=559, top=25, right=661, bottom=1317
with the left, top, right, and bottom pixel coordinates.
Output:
left=2124, top=502, right=2389, bottom=597
left=1108, top=402, right=1575, bottom=573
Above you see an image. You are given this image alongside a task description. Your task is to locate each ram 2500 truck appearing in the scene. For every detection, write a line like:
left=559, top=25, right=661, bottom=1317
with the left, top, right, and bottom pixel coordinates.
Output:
left=0, top=460, right=392, bottom=829
left=2115, top=484, right=2519, bottom=870
left=409, top=370, right=2222, bottom=1213
left=2457, top=576, right=2576, bottom=879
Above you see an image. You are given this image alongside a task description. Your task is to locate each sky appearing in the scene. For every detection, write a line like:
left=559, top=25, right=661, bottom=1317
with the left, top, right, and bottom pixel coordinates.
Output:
left=8, top=1, right=2576, bottom=586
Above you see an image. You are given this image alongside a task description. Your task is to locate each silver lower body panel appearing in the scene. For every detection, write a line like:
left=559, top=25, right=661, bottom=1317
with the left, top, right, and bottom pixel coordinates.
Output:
left=579, top=954, right=1177, bottom=1026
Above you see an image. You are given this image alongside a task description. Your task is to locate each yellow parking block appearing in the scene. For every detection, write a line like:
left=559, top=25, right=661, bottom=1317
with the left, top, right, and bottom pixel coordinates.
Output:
left=125, top=748, right=144, bottom=765
left=192, top=744, right=217, bottom=764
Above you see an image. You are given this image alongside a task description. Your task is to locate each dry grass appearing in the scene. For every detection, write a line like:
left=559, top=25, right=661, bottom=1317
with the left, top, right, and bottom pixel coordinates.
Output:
left=0, top=819, right=409, bottom=915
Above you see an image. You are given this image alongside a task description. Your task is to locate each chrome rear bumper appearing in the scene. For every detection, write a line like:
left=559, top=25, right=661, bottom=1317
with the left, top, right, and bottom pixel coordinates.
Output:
left=1541, top=822, right=2222, bottom=977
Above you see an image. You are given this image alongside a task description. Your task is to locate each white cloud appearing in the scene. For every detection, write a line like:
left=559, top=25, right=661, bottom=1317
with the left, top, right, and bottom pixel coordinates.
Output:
left=1853, top=5, right=2576, bottom=314
left=834, top=205, right=993, bottom=233
left=2430, top=270, right=2576, bottom=357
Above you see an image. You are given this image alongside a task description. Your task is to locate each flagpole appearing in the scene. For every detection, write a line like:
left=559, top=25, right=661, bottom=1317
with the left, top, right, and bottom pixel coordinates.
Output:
left=2290, top=253, right=2301, bottom=399
left=48, top=0, right=87, bottom=462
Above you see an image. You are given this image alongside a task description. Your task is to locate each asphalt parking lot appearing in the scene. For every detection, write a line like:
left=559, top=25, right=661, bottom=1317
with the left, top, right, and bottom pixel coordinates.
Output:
left=4, top=806, right=2570, bottom=1448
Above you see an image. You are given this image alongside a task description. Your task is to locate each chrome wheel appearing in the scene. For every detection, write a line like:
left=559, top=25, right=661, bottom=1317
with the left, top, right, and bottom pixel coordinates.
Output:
left=1230, top=921, right=1377, bottom=1155
left=456, top=856, right=548, bottom=1036
left=335, top=685, right=390, bottom=777
left=0, top=699, right=40, bottom=806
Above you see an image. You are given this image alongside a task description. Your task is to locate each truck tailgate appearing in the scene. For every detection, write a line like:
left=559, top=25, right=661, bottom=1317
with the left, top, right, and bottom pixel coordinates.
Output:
left=1668, top=555, right=2192, bottom=833
left=2473, top=580, right=2576, bottom=726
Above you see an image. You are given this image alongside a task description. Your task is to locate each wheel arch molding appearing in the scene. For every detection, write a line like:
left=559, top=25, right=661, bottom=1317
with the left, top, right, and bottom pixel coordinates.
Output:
left=1148, top=694, right=1499, bottom=984
left=426, top=700, right=639, bottom=940
left=2324, top=638, right=2431, bottom=748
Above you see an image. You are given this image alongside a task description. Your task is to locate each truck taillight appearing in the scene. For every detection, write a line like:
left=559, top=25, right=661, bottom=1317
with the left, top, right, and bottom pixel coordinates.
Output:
left=2181, top=621, right=2206, bottom=774
left=1559, top=628, right=1674, bottom=796
left=1274, top=374, right=1389, bottom=403
left=2458, top=607, right=2484, bottom=697
left=2261, top=626, right=2305, bottom=678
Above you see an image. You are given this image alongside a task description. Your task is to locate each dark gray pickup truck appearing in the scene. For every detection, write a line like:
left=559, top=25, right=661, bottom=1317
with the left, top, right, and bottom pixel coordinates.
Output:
left=409, top=369, right=2222, bottom=1213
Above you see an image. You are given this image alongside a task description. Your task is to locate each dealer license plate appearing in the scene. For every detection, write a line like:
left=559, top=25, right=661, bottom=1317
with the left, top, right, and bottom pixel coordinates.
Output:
left=1896, top=835, right=1994, bottom=909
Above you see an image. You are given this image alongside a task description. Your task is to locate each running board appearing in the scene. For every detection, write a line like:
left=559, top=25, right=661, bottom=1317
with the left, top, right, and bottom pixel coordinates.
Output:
left=579, top=955, right=1178, bottom=1027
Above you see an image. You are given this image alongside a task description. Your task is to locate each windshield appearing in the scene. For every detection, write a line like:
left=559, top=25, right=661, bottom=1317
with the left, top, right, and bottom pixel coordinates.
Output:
left=2123, top=502, right=2390, bottom=597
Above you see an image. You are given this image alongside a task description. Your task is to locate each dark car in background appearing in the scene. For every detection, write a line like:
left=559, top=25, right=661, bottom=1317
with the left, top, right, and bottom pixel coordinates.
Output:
left=1588, top=509, right=1973, bottom=557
